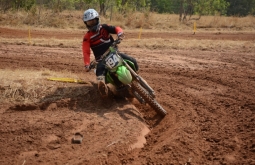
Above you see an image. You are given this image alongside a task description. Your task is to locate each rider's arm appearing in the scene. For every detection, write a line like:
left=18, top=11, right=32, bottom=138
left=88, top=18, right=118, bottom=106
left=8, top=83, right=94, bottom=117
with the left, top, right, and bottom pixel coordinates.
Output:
left=115, top=26, right=123, bottom=37
left=101, top=24, right=123, bottom=36
left=82, top=33, right=91, bottom=68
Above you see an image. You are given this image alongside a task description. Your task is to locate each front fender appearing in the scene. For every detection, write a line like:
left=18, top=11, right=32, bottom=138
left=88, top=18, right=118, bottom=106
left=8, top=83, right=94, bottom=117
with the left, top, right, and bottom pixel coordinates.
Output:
left=116, top=65, right=132, bottom=85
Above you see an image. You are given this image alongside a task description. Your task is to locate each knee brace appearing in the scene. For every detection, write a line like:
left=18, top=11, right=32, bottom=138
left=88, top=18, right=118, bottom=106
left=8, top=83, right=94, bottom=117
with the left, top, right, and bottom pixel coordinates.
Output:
left=97, top=75, right=105, bottom=83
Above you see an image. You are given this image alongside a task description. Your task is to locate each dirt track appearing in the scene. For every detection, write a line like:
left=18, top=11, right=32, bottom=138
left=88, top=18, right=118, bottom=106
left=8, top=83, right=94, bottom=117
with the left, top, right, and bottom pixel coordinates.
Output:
left=0, top=27, right=255, bottom=165
left=1, top=27, right=255, bottom=41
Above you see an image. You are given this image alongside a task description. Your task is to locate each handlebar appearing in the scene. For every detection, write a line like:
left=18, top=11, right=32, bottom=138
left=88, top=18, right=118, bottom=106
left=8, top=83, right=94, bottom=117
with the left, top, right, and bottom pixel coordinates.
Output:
left=89, top=60, right=97, bottom=70
left=89, top=38, right=122, bottom=71
left=112, top=38, right=121, bottom=47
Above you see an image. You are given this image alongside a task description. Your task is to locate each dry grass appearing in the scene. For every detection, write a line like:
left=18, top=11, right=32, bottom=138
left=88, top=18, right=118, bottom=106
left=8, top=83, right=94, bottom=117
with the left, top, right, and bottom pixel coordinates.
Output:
left=0, top=69, right=86, bottom=104
left=197, top=15, right=255, bottom=30
left=1, top=35, right=254, bottom=53
left=121, top=38, right=255, bottom=53
left=0, top=10, right=84, bottom=28
left=0, top=37, right=81, bottom=48
left=0, top=9, right=254, bottom=31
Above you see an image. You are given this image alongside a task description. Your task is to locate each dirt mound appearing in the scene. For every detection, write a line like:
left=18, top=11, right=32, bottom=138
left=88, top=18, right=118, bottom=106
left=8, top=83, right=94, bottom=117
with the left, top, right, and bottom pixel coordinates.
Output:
left=1, top=78, right=155, bottom=165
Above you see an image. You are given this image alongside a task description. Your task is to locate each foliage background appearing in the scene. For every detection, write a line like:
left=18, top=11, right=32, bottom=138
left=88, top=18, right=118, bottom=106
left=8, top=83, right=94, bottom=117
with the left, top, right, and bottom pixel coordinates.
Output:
left=0, top=0, right=255, bottom=16
left=0, top=0, right=254, bottom=31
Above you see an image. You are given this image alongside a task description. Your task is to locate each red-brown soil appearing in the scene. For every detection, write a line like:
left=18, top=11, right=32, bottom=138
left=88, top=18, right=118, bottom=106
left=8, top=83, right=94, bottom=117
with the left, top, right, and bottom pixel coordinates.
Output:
left=1, top=27, right=255, bottom=41
left=0, top=27, right=255, bottom=165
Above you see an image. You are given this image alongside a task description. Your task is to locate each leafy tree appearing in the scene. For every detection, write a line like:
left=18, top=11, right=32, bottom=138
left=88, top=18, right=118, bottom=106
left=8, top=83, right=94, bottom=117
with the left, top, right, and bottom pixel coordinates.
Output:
left=4, top=0, right=254, bottom=18
left=116, top=0, right=148, bottom=13
left=226, top=0, right=255, bottom=16
left=0, top=0, right=13, bottom=12
left=98, top=0, right=110, bottom=16
left=0, top=0, right=36, bottom=11
left=176, top=0, right=229, bottom=22
left=25, top=0, right=36, bottom=11
left=193, top=0, right=229, bottom=15
left=150, top=0, right=174, bottom=13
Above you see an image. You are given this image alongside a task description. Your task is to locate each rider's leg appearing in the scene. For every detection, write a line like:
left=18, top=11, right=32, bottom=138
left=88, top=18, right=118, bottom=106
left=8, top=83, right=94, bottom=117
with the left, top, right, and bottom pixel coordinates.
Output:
left=96, top=61, right=108, bottom=97
left=119, top=53, right=139, bottom=71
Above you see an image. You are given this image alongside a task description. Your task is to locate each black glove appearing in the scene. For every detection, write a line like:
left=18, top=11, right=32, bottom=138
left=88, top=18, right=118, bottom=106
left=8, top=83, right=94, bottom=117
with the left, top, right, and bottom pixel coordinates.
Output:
left=117, top=33, right=125, bottom=40
left=84, top=65, right=90, bottom=72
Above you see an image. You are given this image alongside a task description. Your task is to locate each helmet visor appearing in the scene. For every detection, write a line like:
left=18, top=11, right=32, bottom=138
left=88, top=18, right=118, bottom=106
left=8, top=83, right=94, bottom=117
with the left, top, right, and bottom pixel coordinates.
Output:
left=85, top=19, right=97, bottom=27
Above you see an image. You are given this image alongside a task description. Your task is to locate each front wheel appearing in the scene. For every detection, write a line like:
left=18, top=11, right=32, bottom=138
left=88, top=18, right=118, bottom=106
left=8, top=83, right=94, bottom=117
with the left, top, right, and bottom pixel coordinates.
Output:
left=131, top=81, right=167, bottom=116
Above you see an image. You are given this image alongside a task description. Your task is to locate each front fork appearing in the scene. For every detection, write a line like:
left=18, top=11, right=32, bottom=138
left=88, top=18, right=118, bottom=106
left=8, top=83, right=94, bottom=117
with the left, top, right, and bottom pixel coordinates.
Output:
left=122, top=60, right=155, bottom=98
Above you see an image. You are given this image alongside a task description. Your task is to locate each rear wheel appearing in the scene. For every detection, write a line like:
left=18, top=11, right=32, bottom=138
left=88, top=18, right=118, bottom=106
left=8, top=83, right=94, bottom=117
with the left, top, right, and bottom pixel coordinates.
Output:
left=131, top=81, right=167, bottom=116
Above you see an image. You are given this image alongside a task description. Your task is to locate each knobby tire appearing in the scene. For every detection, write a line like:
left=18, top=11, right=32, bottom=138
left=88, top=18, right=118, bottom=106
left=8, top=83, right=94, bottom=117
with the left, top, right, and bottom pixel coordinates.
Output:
left=132, top=81, right=167, bottom=116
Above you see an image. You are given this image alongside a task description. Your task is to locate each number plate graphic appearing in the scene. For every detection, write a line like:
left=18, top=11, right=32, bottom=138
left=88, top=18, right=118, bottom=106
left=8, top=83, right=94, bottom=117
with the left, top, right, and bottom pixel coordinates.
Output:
left=105, top=53, right=120, bottom=69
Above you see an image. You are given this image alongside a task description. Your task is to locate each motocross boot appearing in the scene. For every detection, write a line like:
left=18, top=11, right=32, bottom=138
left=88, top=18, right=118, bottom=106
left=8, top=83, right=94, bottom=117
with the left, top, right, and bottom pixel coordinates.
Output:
left=97, top=76, right=108, bottom=97
left=98, top=81, right=108, bottom=97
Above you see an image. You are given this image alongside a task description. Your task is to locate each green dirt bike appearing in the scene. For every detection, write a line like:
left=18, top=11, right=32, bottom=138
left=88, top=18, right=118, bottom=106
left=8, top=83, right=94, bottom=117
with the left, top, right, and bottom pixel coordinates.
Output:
left=89, top=38, right=167, bottom=116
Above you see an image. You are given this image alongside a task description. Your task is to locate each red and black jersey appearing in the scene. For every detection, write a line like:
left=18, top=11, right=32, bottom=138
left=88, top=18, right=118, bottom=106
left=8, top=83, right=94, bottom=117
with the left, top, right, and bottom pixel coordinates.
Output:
left=82, top=24, right=123, bottom=66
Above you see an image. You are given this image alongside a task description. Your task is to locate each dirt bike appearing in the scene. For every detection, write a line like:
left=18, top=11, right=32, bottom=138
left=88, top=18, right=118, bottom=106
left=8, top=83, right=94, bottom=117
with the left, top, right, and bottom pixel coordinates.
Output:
left=89, top=38, right=167, bottom=116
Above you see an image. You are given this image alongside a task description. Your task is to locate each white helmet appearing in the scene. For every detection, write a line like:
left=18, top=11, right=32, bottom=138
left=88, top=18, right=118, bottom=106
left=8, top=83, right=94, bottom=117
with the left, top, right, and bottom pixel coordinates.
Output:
left=83, top=9, right=100, bottom=32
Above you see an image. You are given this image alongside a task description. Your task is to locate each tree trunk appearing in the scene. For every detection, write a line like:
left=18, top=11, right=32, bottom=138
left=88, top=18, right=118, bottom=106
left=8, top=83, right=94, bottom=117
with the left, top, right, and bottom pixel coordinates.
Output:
left=38, top=0, right=43, bottom=20
left=99, top=3, right=106, bottom=16
left=57, top=0, right=60, bottom=12
left=179, top=0, right=184, bottom=22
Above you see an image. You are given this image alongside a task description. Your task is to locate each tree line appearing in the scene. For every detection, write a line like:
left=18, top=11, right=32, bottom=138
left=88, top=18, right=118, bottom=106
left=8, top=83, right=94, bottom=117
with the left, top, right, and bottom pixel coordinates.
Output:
left=0, top=0, right=254, bottom=19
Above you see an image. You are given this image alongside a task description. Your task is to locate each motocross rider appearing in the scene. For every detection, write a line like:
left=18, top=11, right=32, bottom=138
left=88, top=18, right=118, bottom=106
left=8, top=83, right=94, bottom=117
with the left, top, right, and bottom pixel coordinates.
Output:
left=82, top=9, right=139, bottom=97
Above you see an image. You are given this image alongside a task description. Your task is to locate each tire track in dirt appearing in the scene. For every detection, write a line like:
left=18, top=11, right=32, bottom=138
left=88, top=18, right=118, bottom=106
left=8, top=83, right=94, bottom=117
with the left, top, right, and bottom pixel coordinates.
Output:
left=123, top=47, right=255, bottom=164
left=0, top=27, right=255, bottom=164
